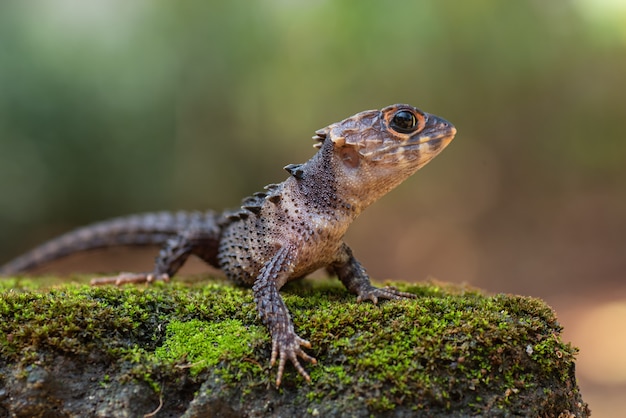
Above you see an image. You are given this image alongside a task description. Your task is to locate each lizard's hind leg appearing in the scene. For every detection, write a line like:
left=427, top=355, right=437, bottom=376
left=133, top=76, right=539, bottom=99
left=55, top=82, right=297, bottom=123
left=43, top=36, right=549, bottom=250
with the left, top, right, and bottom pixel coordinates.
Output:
left=90, top=234, right=191, bottom=285
left=91, top=221, right=220, bottom=286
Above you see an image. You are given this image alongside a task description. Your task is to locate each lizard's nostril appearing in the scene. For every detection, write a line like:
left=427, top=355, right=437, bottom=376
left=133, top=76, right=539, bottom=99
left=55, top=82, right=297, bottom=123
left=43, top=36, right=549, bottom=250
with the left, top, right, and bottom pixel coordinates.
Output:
left=442, top=122, right=457, bottom=136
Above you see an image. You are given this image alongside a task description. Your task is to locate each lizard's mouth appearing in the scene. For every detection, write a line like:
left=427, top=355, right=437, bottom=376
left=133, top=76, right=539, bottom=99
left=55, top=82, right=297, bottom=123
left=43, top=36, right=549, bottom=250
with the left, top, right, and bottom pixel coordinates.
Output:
left=397, top=114, right=456, bottom=158
left=417, top=114, right=456, bottom=147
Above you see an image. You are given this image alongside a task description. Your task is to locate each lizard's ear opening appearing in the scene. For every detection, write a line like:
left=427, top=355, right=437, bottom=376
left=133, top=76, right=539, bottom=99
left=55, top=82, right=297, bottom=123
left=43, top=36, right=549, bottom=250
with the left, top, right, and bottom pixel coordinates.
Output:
left=339, top=145, right=360, bottom=169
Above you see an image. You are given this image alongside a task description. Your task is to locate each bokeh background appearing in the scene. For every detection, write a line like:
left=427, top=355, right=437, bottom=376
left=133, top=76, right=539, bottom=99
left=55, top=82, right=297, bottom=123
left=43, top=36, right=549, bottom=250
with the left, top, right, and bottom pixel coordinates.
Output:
left=1, top=1, right=624, bottom=415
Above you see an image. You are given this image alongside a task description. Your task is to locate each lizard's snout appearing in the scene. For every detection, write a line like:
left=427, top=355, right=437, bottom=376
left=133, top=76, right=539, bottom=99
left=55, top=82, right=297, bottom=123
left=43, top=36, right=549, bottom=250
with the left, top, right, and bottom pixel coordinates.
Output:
left=424, top=114, right=456, bottom=139
left=415, top=115, right=456, bottom=153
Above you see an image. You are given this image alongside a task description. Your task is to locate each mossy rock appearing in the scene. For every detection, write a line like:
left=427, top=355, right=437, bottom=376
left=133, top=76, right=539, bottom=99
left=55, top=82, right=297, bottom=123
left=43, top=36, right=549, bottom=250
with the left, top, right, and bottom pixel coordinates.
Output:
left=0, top=276, right=589, bottom=417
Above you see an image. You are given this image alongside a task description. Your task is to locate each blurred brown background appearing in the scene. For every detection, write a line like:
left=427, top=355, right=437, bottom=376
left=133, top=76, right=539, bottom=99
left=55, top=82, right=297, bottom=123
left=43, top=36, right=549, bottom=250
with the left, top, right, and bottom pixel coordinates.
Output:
left=0, top=1, right=624, bottom=415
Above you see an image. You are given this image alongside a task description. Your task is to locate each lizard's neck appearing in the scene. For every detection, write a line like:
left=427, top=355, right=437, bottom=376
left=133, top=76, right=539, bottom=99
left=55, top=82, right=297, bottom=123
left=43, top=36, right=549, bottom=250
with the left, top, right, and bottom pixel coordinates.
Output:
left=286, top=143, right=362, bottom=223
left=289, top=137, right=410, bottom=216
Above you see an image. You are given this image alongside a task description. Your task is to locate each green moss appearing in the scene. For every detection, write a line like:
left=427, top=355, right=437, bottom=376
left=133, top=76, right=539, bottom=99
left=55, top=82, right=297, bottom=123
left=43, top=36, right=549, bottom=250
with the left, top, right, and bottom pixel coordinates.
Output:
left=155, top=318, right=265, bottom=376
left=0, top=276, right=583, bottom=415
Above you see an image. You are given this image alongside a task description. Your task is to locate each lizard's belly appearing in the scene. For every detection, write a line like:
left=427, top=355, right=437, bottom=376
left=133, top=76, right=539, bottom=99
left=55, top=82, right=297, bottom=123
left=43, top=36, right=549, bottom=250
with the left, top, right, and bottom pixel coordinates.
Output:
left=217, top=219, right=344, bottom=287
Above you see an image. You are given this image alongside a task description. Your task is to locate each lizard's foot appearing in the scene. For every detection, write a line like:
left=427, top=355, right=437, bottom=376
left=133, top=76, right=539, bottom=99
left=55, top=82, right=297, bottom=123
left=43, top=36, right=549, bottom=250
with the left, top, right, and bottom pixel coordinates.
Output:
left=356, top=285, right=417, bottom=304
left=270, top=330, right=317, bottom=387
left=90, top=272, right=170, bottom=286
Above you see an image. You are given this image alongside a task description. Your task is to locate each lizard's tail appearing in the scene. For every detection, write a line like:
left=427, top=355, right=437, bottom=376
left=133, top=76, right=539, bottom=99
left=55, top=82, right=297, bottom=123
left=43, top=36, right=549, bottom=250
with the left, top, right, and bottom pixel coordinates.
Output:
left=0, top=211, right=220, bottom=275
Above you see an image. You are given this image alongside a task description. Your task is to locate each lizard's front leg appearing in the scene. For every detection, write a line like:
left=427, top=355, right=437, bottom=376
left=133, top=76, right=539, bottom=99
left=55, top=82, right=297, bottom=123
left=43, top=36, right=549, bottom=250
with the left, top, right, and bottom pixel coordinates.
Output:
left=332, top=243, right=416, bottom=303
left=252, top=245, right=316, bottom=387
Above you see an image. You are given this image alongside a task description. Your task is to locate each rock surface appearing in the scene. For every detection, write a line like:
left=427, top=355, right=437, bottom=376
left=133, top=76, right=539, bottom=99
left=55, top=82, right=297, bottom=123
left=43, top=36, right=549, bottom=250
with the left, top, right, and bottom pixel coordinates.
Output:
left=0, top=277, right=589, bottom=417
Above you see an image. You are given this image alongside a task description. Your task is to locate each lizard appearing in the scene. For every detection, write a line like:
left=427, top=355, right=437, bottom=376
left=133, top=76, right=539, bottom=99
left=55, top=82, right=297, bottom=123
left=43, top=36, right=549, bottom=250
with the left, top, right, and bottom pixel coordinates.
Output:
left=0, top=104, right=456, bottom=386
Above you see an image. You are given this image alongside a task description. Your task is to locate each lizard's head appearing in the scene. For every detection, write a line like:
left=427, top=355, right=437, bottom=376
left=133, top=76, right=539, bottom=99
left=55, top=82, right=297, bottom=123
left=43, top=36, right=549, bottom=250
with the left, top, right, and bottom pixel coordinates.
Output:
left=313, top=104, right=456, bottom=208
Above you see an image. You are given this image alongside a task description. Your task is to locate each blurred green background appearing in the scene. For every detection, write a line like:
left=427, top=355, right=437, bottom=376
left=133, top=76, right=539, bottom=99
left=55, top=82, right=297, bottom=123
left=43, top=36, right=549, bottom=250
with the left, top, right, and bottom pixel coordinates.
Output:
left=1, top=0, right=625, bottom=414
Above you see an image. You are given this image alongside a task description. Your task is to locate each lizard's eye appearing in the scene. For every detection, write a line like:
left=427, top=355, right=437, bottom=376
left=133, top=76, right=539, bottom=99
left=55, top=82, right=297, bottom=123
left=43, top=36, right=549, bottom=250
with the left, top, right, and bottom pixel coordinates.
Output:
left=390, top=110, right=418, bottom=134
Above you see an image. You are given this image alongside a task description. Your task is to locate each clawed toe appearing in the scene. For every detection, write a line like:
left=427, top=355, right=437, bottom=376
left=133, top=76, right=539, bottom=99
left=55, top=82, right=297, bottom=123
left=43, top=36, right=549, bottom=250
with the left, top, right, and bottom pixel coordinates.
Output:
left=382, top=286, right=417, bottom=299
left=90, top=272, right=169, bottom=286
left=356, top=285, right=416, bottom=304
left=271, top=334, right=316, bottom=387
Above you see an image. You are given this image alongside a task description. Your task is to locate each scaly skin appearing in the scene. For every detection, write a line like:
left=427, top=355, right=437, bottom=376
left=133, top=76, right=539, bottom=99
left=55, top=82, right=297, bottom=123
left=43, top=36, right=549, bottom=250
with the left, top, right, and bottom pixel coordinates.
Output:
left=0, top=104, right=456, bottom=386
